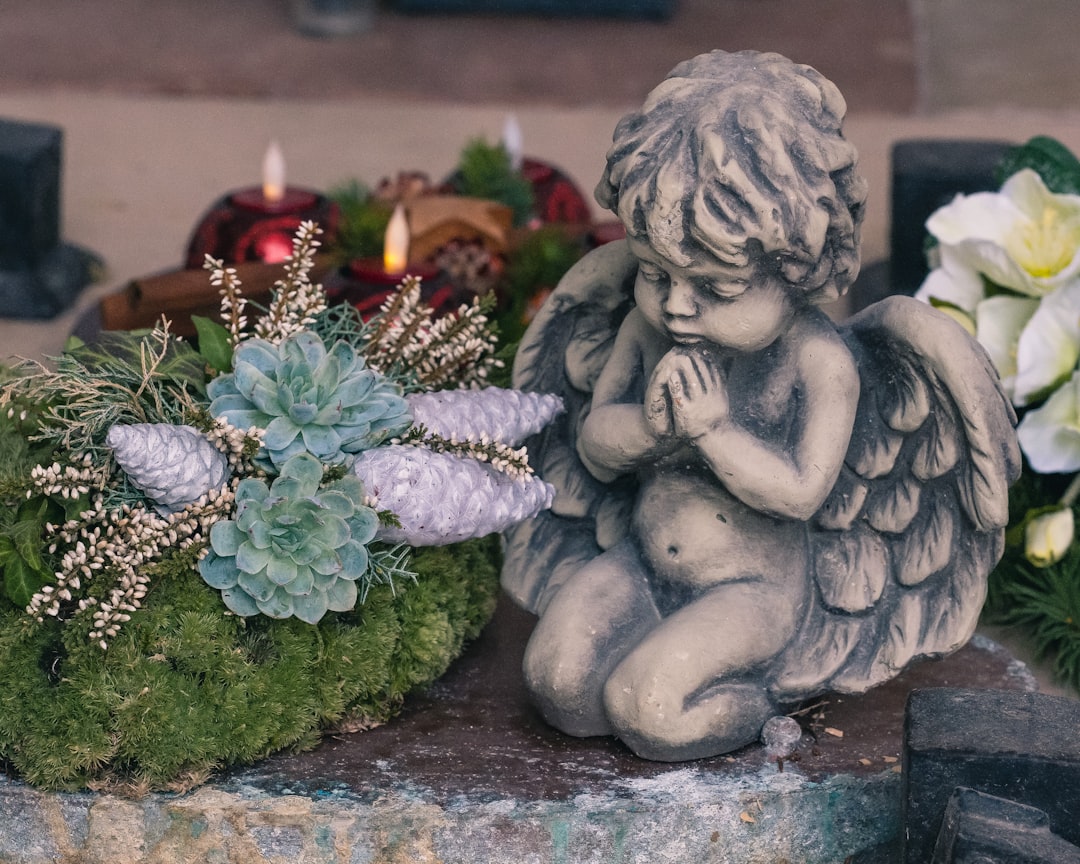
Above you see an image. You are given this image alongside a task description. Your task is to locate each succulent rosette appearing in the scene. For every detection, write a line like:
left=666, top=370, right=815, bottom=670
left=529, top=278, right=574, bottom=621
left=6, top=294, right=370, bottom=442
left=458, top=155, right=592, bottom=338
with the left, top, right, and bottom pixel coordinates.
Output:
left=198, top=452, right=379, bottom=623
left=207, top=331, right=411, bottom=470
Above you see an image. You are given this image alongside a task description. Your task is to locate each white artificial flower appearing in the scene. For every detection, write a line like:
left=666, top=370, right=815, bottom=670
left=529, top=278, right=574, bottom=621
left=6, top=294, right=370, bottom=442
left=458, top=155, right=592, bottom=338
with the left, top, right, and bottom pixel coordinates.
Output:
left=1013, top=281, right=1080, bottom=406
left=1017, top=369, right=1080, bottom=473
left=914, top=246, right=988, bottom=315
left=974, top=294, right=1039, bottom=402
left=926, top=169, right=1080, bottom=297
left=1024, top=506, right=1075, bottom=568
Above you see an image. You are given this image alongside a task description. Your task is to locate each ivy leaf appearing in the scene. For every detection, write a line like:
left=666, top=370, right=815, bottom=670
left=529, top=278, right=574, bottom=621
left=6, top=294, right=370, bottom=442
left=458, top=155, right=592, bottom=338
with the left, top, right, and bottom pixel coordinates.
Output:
left=9, top=511, right=48, bottom=574
left=0, top=506, right=52, bottom=608
left=4, top=553, right=47, bottom=607
left=192, top=315, right=235, bottom=374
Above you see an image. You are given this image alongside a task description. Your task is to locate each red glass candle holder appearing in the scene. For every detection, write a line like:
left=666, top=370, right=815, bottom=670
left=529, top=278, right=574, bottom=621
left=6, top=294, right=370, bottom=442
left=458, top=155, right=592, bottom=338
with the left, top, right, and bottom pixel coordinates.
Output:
left=323, top=257, right=471, bottom=321
left=185, top=187, right=339, bottom=268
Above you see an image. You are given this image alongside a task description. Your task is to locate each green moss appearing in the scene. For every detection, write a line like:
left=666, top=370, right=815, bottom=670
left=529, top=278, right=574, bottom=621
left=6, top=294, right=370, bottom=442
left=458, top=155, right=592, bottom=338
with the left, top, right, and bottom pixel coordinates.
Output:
left=0, top=536, right=500, bottom=791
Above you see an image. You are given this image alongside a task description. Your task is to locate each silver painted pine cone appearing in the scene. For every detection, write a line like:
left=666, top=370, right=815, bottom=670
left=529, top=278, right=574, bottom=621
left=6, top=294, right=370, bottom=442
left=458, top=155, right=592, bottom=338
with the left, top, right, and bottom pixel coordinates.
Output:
left=353, top=444, right=555, bottom=546
left=107, top=423, right=230, bottom=511
left=406, top=387, right=563, bottom=446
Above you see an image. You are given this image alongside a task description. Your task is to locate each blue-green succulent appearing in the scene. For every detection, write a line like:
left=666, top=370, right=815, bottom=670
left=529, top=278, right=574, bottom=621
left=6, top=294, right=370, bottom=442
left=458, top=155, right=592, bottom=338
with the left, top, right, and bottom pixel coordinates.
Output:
left=199, top=453, right=379, bottom=623
left=207, top=332, right=411, bottom=470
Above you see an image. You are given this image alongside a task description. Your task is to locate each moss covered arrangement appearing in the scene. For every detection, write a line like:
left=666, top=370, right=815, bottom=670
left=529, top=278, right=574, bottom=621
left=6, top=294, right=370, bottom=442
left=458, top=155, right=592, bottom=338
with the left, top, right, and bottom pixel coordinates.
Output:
left=0, top=537, right=499, bottom=792
left=0, top=224, right=549, bottom=793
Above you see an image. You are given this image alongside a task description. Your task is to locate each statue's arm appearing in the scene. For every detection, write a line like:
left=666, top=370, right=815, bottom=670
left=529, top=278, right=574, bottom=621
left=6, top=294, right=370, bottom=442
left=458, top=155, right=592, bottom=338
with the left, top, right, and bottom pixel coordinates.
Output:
left=694, top=337, right=859, bottom=521
left=577, top=310, right=675, bottom=482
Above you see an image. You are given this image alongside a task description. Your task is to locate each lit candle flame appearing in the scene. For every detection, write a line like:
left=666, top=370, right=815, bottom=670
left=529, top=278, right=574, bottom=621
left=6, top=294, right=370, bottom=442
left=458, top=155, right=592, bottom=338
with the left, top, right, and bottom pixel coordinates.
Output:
left=384, top=203, right=409, bottom=275
left=262, top=140, right=286, bottom=204
left=502, top=113, right=524, bottom=171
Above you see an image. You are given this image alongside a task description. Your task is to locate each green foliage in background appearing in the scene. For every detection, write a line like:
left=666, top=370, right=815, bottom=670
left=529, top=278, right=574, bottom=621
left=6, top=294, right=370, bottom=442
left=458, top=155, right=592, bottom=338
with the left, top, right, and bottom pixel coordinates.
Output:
left=996, top=135, right=1080, bottom=194
left=328, top=181, right=394, bottom=264
left=976, top=136, right=1080, bottom=693
left=984, top=465, right=1080, bottom=691
left=496, top=226, right=583, bottom=343
left=452, top=139, right=535, bottom=227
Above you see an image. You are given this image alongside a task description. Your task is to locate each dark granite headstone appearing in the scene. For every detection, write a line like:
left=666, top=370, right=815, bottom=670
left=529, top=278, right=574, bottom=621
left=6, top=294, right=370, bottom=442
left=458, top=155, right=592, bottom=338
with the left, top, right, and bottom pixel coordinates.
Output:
left=0, top=117, right=100, bottom=318
left=0, top=119, right=62, bottom=271
left=903, top=688, right=1080, bottom=864
left=889, top=139, right=1013, bottom=295
left=932, top=787, right=1080, bottom=864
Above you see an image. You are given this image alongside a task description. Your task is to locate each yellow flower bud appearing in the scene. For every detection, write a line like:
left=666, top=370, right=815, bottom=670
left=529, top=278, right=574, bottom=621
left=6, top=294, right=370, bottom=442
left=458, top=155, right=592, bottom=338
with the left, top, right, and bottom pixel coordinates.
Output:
left=1024, top=507, right=1075, bottom=567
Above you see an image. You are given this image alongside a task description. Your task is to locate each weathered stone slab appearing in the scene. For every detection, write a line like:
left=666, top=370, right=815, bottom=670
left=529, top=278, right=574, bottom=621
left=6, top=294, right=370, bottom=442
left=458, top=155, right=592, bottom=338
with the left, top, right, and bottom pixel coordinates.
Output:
left=0, top=599, right=1039, bottom=864
left=902, top=688, right=1080, bottom=864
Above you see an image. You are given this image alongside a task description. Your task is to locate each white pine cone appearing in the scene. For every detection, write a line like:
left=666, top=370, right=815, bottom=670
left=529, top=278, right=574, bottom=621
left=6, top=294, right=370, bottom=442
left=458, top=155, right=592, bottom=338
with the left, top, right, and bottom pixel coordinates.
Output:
left=107, top=423, right=230, bottom=511
left=353, top=444, right=555, bottom=547
left=406, top=387, right=563, bottom=446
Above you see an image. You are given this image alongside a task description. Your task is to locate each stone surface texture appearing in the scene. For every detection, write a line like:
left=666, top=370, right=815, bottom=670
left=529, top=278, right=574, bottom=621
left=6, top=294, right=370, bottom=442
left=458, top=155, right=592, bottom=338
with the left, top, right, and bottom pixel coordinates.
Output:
left=930, top=787, right=1080, bottom=864
left=902, top=688, right=1080, bottom=864
left=0, top=596, right=1038, bottom=864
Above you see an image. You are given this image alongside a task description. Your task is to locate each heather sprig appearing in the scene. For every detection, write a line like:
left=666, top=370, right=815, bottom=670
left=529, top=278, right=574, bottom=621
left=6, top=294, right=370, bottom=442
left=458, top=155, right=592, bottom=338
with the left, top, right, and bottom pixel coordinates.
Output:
left=363, top=277, right=503, bottom=392
left=397, top=424, right=533, bottom=480
left=204, top=255, right=247, bottom=343
left=253, top=221, right=328, bottom=344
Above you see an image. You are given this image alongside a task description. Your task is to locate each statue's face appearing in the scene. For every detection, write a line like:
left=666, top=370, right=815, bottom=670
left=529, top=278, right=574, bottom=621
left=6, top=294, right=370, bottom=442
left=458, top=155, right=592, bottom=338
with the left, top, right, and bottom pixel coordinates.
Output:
left=628, top=238, right=795, bottom=352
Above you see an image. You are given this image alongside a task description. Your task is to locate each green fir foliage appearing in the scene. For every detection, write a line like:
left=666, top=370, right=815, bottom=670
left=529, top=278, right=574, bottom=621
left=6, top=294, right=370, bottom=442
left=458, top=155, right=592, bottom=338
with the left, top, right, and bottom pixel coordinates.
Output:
left=327, top=181, right=393, bottom=264
left=452, top=139, right=534, bottom=227
left=307, top=302, right=373, bottom=352
left=0, top=536, right=500, bottom=791
left=2, top=327, right=206, bottom=459
left=985, top=467, right=1080, bottom=690
left=497, top=226, right=583, bottom=342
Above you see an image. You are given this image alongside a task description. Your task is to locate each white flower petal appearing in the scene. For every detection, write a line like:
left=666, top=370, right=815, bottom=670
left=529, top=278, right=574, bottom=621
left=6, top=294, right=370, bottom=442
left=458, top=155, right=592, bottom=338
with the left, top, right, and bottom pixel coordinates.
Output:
left=1024, top=506, right=1075, bottom=568
left=926, top=169, right=1080, bottom=297
left=927, top=189, right=1020, bottom=246
left=1017, top=371, right=1080, bottom=473
left=949, top=237, right=1044, bottom=296
left=915, top=257, right=986, bottom=314
left=1013, top=282, right=1080, bottom=406
left=974, top=295, right=1039, bottom=402
left=1001, top=168, right=1080, bottom=221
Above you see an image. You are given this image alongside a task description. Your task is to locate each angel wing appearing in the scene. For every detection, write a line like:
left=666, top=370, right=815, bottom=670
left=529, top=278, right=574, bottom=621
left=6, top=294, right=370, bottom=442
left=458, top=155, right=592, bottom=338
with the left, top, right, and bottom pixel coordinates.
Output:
left=770, top=295, right=1022, bottom=699
left=500, top=240, right=639, bottom=614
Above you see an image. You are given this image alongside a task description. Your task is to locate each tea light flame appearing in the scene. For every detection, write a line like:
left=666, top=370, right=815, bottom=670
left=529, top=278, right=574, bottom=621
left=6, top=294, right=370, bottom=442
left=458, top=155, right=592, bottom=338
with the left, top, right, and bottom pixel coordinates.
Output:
left=384, top=203, right=410, bottom=275
left=262, top=140, right=286, bottom=204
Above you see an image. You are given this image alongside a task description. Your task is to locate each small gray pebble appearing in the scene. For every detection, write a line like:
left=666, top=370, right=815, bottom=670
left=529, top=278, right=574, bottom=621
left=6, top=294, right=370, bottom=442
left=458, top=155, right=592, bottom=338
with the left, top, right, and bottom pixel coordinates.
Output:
left=761, top=715, right=802, bottom=756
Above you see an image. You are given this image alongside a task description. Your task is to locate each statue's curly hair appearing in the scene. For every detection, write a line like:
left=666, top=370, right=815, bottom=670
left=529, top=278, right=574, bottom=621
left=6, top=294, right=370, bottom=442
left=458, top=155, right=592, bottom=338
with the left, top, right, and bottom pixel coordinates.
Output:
left=596, top=50, right=868, bottom=304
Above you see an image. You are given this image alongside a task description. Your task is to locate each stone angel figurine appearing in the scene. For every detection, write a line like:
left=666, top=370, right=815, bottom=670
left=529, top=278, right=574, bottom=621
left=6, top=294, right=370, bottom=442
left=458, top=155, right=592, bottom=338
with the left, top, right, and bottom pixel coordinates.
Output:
left=501, top=50, right=1021, bottom=762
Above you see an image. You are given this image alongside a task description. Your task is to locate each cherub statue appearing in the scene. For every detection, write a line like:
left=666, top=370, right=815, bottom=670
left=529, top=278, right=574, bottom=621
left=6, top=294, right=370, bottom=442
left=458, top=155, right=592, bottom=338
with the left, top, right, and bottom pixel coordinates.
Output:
left=501, top=50, right=1021, bottom=762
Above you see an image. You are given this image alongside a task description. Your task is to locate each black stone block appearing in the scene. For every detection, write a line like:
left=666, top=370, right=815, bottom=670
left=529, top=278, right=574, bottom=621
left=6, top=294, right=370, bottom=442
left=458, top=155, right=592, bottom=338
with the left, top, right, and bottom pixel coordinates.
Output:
left=902, top=688, right=1080, bottom=864
left=889, top=139, right=1013, bottom=296
left=932, top=788, right=1080, bottom=864
left=0, top=118, right=62, bottom=270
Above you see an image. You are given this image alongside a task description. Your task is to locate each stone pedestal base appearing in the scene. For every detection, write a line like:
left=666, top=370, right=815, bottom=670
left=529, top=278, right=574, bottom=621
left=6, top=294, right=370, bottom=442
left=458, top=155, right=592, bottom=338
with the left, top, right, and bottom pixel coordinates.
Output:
left=0, top=598, right=1038, bottom=864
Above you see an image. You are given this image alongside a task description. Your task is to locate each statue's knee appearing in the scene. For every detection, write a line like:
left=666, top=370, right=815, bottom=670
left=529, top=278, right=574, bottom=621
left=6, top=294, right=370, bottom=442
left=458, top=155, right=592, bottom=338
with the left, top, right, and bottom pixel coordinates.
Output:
left=603, top=661, right=686, bottom=744
left=523, top=632, right=610, bottom=737
left=524, top=630, right=594, bottom=704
